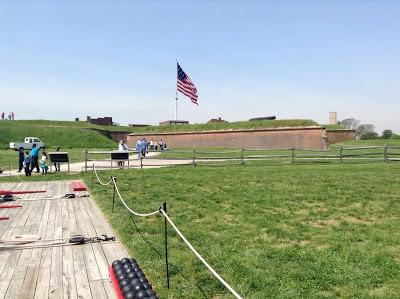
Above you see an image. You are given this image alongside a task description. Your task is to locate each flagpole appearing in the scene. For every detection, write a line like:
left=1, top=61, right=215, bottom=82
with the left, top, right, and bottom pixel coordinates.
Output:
left=175, top=92, right=178, bottom=121
left=175, top=59, right=178, bottom=121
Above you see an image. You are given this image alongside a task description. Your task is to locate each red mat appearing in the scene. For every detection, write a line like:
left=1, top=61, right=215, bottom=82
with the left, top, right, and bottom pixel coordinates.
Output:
left=72, top=181, right=87, bottom=192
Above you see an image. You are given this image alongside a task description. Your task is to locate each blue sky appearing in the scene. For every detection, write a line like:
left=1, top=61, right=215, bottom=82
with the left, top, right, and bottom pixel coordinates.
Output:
left=0, top=0, right=399, bottom=133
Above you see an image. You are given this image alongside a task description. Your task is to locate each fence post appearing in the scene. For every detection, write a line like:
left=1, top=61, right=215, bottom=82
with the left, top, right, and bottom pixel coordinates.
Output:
left=340, top=145, right=343, bottom=163
left=9, top=163, right=11, bottom=182
left=240, top=147, right=245, bottom=165
left=163, top=202, right=170, bottom=289
left=84, top=149, right=88, bottom=171
left=384, top=144, right=388, bottom=162
left=192, top=150, right=196, bottom=167
left=112, top=177, right=116, bottom=212
left=291, top=146, right=296, bottom=163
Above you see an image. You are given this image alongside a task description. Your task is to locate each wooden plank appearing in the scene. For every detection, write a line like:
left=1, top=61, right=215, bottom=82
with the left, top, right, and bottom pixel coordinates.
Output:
left=84, top=196, right=115, bottom=237
left=19, top=199, right=51, bottom=299
left=4, top=189, right=43, bottom=298
left=0, top=250, right=23, bottom=297
left=72, top=245, right=92, bottom=299
left=0, top=183, right=38, bottom=298
left=48, top=184, right=63, bottom=299
left=78, top=200, right=110, bottom=280
left=61, top=181, right=77, bottom=299
left=0, top=183, right=30, bottom=238
left=34, top=198, right=57, bottom=299
left=89, top=280, right=108, bottom=299
left=73, top=199, right=103, bottom=282
left=103, top=279, right=117, bottom=299
left=0, top=251, right=12, bottom=275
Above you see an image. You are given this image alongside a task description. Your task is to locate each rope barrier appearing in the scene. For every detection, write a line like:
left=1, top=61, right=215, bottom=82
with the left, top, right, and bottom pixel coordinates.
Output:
left=111, top=177, right=160, bottom=217
left=93, top=165, right=113, bottom=186
left=159, top=209, right=242, bottom=299
left=91, top=166, right=242, bottom=298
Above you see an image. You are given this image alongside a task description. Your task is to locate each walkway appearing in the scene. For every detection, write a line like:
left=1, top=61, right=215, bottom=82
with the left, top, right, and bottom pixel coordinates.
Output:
left=0, top=180, right=127, bottom=298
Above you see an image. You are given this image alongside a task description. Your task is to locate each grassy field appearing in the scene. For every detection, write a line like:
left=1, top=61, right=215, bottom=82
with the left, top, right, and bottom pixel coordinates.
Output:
left=0, top=120, right=117, bottom=149
left=80, top=162, right=400, bottom=298
left=0, top=119, right=320, bottom=141
left=128, top=119, right=319, bottom=134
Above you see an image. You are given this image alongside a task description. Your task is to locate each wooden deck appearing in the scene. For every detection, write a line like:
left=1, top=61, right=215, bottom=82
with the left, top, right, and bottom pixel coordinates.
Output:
left=0, top=181, right=126, bottom=299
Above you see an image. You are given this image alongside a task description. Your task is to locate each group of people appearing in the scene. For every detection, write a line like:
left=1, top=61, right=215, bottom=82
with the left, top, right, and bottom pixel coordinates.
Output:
left=1, top=112, right=15, bottom=120
left=18, top=144, right=61, bottom=176
left=134, top=138, right=167, bottom=159
left=149, top=139, right=166, bottom=151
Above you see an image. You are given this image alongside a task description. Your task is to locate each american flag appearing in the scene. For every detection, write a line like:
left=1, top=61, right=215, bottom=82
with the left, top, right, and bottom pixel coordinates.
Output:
left=177, top=63, right=198, bottom=105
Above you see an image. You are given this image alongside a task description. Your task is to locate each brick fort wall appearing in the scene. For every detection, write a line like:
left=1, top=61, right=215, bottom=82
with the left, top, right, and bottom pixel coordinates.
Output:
left=326, top=130, right=356, bottom=144
left=126, top=126, right=329, bottom=149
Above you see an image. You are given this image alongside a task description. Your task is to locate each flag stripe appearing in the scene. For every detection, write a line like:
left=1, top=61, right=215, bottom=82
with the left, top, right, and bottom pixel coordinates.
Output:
left=178, top=86, right=198, bottom=99
left=177, top=63, right=198, bottom=105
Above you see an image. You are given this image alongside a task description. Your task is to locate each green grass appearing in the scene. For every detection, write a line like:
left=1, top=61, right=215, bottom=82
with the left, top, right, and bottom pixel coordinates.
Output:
left=81, top=162, right=400, bottom=298
left=128, top=119, right=319, bottom=134
left=0, top=120, right=117, bottom=149
left=331, top=138, right=400, bottom=147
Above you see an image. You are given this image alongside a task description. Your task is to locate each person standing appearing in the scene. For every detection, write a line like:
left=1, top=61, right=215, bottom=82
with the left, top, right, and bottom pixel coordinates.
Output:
left=11, top=112, right=14, bottom=120
left=23, top=150, right=31, bottom=176
left=18, top=147, right=24, bottom=172
left=54, top=146, right=61, bottom=171
left=140, top=138, right=148, bottom=158
left=136, top=139, right=142, bottom=159
left=39, top=151, right=48, bottom=174
left=1, top=112, right=4, bottom=120
left=30, top=144, right=40, bottom=173
left=118, top=140, right=128, bottom=167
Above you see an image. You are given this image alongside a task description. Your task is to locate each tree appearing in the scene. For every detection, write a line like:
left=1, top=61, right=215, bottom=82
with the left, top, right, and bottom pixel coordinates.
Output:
left=356, top=124, right=376, bottom=138
left=339, top=118, right=360, bottom=130
left=382, top=130, right=393, bottom=139
left=360, top=132, right=379, bottom=140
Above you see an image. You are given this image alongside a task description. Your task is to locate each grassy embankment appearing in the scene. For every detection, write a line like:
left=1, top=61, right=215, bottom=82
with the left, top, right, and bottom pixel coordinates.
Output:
left=85, top=162, right=400, bottom=298
left=0, top=118, right=319, bottom=168
left=0, top=120, right=117, bottom=168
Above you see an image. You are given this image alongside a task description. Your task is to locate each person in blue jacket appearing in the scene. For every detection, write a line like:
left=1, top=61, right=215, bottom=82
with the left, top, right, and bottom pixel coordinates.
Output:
left=136, top=139, right=142, bottom=159
left=29, top=144, right=40, bottom=173
left=140, top=138, right=148, bottom=158
left=18, top=147, right=24, bottom=172
left=23, top=150, right=31, bottom=176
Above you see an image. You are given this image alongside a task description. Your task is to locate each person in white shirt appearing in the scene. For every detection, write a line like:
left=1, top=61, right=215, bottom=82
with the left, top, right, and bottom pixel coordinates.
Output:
left=118, top=140, right=128, bottom=167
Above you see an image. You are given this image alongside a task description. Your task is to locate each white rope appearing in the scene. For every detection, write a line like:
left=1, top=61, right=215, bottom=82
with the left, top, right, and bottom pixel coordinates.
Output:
left=159, top=209, right=243, bottom=299
left=112, top=177, right=160, bottom=217
left=92, top=168, right=241, bottom=297
left=93, top=165, right=113, bottom=186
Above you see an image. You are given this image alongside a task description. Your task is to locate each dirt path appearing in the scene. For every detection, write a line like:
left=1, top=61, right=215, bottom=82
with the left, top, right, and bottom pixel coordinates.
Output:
left=0, top=152, right=192, bottom=177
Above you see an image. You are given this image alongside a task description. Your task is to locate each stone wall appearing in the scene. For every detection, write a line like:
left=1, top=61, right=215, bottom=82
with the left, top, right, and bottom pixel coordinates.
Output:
left=126, top=126, right=329, bottom=149
left=326, top=130, right=356, bottom=144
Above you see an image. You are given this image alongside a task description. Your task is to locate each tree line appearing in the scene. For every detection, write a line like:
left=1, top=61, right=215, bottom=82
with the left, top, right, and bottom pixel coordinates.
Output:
left=338, top=118, right=397, bottom=140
